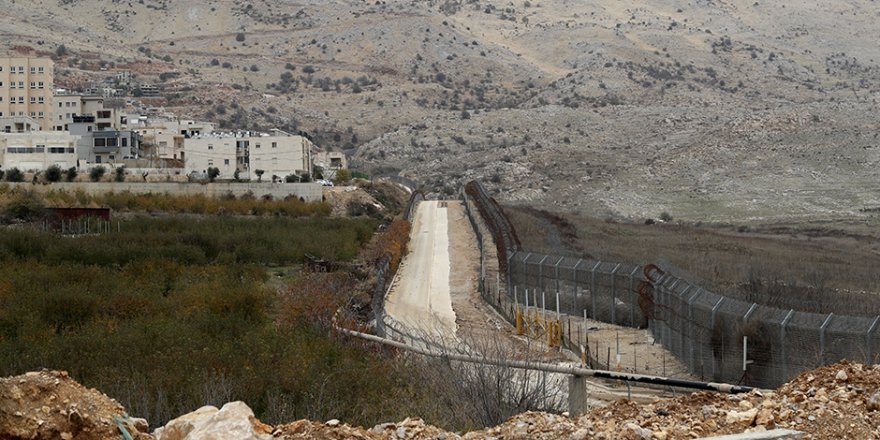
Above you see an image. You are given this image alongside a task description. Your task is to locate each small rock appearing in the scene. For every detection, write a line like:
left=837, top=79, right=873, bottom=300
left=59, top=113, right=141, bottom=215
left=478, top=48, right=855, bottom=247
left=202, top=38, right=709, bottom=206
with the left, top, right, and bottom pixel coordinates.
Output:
left=60, top=433, right=72, bottom=440
left=623, top=422, right=651, bottom=440
left=739, top=400, right=753, bottom=410
left=867, top=392, right=880, bottom=411
left=755, top=409, right=775, bottom=426
left=326, top=419, right=340, bottom=427
left=836, top=370, right=848, bottom=381
left=725, top=408, right=758, bottom=425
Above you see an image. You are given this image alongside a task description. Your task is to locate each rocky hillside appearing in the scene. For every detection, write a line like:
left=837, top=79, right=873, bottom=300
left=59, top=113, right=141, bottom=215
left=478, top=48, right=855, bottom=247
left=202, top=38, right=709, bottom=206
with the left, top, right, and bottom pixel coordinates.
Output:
left=2, top=0, right=880, bottom=221
left=3, top=362, right=879, bottom=439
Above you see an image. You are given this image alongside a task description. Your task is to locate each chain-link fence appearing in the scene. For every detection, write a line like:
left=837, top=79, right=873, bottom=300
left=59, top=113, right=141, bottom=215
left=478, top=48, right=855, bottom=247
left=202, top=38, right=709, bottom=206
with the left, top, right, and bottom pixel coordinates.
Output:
left=648, top=268, right=880, bottom=387
left=507, top=252, right=643, bottom=328
left=462, top=181, right=880, bottom=388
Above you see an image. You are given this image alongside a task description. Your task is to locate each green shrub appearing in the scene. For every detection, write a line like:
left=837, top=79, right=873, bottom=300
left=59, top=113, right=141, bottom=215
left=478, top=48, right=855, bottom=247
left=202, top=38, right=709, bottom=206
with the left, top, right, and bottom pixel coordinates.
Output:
left=89, top=167, right=106, bottom=182
left=5, top=168, right=24, bottom=182
left=44, top=165, right=62, bottom=182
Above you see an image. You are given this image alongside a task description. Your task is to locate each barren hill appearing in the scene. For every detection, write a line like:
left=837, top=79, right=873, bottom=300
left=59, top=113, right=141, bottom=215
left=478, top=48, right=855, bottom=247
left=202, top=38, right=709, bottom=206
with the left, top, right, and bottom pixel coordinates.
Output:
left=3, top=0, right=880, bottom=221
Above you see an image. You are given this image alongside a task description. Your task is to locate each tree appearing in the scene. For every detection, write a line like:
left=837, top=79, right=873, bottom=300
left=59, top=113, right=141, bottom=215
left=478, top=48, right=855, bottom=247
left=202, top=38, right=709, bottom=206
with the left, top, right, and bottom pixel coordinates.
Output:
left=65, top=167, right=78, bottom=182
left=207, top=167, right=220, bottom=182
left=89, top=167, right=106, bottom=182
left=44, top=165, right=62, bottom=182
left=255, top=169, right=265, bottom=182
left=0, top=169, right=4, bottom=181
left=55, top=45, right=68, bottom=58
left=333, top=169, right=352, bottom=185
left=235, top=33, right=246, bottom=42
left=5, top=168, right=24, bottom=182
left=114, top=167, right=126, bottom=182
left=285, top=174, right=299, bottom=183
left=233, top=169, right=241, bottom=182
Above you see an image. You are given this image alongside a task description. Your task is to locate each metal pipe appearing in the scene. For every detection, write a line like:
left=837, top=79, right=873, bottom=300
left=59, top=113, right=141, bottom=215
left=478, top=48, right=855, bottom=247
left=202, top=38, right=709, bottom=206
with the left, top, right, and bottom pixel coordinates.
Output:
left=336, top=325, right=755, bottom=394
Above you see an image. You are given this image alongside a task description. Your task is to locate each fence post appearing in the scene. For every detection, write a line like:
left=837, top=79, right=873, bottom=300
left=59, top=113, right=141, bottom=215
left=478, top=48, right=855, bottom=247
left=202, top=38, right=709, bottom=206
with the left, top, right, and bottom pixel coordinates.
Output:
left=780, top=309, right=795, bottom=382
left=867, top=316, right=880, bottom=365
left=573, top=259, right=583, bottom=314
left=523, top=253, right=531, bottom=292
left=554, top=257, right=563, bottom=308
left=628, top=266, right=639, bottom=327
left=819, top=313, right=834, bottom=366
left=590, top=262, right=601, bottom=319
left=610, top=263, right=621, bottom=325
left=676, top=286, right=691, bottom=357
left=686, top=289, right=703, bottom=375
left=538, top=255, right=549, bottom=295
left=710, top=297, right=725, bottom=380
left=507, top=253, right=514, bottom=300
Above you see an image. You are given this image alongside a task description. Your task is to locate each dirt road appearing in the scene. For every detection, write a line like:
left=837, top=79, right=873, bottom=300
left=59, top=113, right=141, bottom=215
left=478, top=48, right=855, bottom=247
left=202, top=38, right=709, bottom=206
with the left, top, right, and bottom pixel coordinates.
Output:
left=385, top=200, right=458, bottom=338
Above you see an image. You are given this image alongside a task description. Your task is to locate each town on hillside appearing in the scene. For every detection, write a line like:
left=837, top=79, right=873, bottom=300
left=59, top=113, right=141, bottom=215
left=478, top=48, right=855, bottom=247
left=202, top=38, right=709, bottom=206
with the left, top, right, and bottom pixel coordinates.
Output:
left=0, top=56, right=346, bottom=184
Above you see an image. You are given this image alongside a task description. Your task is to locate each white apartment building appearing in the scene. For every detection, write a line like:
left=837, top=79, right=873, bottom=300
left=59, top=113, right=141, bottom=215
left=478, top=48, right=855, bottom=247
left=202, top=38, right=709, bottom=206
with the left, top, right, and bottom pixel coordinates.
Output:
left=0, top=58, right=54, bottom=130
left=137, top=118, right=214, bottom=161
left=0, top=131, right=79, bottom=171
left=184, top=130, right=313, bottom=180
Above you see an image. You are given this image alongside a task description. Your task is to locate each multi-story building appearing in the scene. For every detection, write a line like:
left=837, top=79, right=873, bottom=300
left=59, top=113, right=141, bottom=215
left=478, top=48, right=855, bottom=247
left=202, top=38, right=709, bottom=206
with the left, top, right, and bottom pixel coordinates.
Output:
left=184, top=130, right=313, bottom=180
left=70, top=115, right=141, bottom=165
left=0, top=130, right=79, bottom=171
left=137, top=118, right=214, bottom=161
left=0, top=58, right=54, bottom=130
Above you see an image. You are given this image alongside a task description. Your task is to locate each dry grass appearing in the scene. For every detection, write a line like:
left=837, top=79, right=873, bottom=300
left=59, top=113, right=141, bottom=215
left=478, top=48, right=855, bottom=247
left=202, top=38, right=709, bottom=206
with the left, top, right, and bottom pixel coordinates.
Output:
left=506, top=206, right=880, bottom=316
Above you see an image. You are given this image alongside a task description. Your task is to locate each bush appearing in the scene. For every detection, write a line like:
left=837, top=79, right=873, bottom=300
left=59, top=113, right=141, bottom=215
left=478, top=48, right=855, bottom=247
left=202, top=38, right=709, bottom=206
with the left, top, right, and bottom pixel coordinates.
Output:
left=207, top=167, right=220, bottom=182
left=114, top=167, right=126, bottom=182
left=659, top=211, right=673, bottom=222
left=44, top=165, right=62, bottom=183
left=3, top=190, right=44, bottom=221
left=65, top=167, right=78, bottom=182
left=89, top=167, right=106, bottom=182
left=235, top=32, right=246, bottom=42
left=255, top=169, right=265, bottom=182
left=333, top=169, right=352, bottom=185
left=5, top=168, right=24, bottom=182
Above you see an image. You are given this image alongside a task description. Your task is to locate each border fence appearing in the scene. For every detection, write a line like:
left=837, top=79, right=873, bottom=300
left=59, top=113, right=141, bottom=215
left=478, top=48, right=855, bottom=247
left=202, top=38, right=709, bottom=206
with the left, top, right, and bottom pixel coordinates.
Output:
left=462, top=180, right=880, bottom=388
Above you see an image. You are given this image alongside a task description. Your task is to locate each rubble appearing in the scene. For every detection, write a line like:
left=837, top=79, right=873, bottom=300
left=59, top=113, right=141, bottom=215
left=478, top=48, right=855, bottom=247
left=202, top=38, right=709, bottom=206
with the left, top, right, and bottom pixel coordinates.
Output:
left=2, top=362, right=879, bottom=439
left=0, top=370, right=152, bottom=440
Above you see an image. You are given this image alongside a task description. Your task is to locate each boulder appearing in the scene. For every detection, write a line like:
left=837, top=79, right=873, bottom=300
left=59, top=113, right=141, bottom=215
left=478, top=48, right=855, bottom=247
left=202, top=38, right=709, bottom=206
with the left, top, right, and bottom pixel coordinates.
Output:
left=153, top=401, right=272, bottom=440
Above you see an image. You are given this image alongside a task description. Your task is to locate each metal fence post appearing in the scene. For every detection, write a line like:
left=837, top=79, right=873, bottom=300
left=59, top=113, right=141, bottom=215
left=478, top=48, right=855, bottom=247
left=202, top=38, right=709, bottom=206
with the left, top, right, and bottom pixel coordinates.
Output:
left=710, top=297, right=725, bottom=380
left=554, top=257, right=563, bottom=308
left=610, top=263, right=621, bottom=325
left=522, top=253, right=531, bottom=292
left=573, top=259, right=583, bottom=314
left=590, top=262, right=601, bottom=320
left=687, top=289, right=703, bottom=374
left=538, top=255, right=549, bottom=295
left=867, top=316, right=880, bottom=365
left=780, top=309, right=795, bottom=382
left=819, top=313, right=834, bottom=366
left=628, top=267, right=639, bottom=327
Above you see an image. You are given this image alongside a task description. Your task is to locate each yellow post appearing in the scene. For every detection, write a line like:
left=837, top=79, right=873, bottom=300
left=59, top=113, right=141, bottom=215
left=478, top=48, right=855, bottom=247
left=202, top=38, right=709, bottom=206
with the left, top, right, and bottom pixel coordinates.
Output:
left=515, top=306, right=524, bottom=335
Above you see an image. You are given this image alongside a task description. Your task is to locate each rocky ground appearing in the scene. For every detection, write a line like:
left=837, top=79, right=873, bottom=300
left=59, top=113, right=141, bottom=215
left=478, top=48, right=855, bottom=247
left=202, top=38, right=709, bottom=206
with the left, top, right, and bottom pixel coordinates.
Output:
left=3, top=361, right=878, bottom=439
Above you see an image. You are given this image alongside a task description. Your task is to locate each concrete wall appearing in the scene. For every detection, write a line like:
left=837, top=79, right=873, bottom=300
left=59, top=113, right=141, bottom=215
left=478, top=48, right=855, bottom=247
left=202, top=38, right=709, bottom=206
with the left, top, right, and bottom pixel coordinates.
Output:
left=4, top=181, right=324, bottom=202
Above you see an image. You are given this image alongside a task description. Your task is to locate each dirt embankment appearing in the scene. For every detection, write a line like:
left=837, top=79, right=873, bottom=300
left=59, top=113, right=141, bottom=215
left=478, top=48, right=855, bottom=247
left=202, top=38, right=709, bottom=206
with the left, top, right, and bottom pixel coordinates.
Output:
left=3, top=361, right=879, bottom=439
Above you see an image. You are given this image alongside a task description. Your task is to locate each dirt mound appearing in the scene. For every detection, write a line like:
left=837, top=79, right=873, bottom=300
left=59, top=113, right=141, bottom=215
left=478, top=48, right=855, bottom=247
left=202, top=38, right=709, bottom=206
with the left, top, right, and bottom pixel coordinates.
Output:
left=0, top=370, right=151, bottom=440
left=323, top=187, right=384, bottom=217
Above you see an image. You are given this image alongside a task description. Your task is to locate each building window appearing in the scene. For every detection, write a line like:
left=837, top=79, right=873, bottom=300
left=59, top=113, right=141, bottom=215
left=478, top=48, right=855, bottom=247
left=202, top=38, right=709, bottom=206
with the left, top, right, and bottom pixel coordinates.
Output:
left=109, top=155, right=115, bottom=161
left=38, top=67, right=44, bottom=73
left=121, top=138, right=127, bottom=147
left=224, top=159, right=230, bottom=165
left=30, top=97, right=36, bottom=103
left=255, top=143, right=261, bottom=149
left=272, top=142, right=277, bottom=148
left=17, top=97, right=24, bottom=103
left=18, top=81, right=23, bottom=88
left=30, top=67, right=35, bottom=74
left=208, top=144, right=213, bottom=150
left=38, top=82, right=43, bottom=89
left=38, top=112, right=43, bottom=118
left=38, top=97, right=44, bottom=103
left=106, top=138, right=118, bottom=147
left=30, top=82, right=35, bottom=89
left=208, top=160, right=214, bottom=166
left=94, top=138, right=106, bottom=147
left=35, top=145, right=45, bottom=153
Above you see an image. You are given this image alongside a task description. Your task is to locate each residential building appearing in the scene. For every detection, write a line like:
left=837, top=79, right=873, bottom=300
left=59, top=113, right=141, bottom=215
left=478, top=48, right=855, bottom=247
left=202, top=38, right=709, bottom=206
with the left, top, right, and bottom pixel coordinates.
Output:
left=137, top=118, right=214, bottom=161
left=0, top=131, right=79, bottom=171
left=69, top=115, right=141, bottom=165
left=0, top=115, right=41, bottom=133
left=184, top=130, right=313, bottom=180
left=314, top=150, right=348, bottom=171
left=52, top=93, right=83, bottom=131
left=0, top=57, right=54, bottom=130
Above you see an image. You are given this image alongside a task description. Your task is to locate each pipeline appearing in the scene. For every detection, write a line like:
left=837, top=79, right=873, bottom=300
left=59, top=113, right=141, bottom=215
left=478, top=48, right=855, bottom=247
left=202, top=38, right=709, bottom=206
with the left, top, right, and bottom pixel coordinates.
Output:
left=336, top=325, right=755, bottom=395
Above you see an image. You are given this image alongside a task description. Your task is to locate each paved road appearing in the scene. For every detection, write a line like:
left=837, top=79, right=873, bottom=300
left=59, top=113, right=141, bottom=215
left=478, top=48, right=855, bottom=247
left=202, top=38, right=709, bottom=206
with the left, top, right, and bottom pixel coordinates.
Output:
left=385, top=200, right=458, bottom=338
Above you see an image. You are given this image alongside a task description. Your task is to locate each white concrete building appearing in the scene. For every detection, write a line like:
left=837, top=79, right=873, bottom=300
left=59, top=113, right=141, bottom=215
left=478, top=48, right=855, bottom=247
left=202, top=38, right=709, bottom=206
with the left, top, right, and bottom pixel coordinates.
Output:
left=0, top=131, right=79, bottom=171
left=184, top=130, right=313, bottom=181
